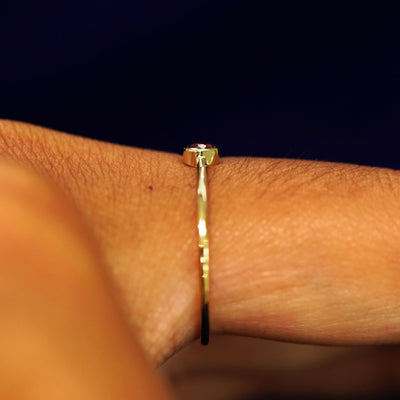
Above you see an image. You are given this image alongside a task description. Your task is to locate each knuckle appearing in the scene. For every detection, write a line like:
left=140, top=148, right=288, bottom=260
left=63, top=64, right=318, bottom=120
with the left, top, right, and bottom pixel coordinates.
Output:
left=0, top=119, right=99, bottom=187
left=374, top=168, right=400, bottom=197
left=0, top=120, right=117, bottom=215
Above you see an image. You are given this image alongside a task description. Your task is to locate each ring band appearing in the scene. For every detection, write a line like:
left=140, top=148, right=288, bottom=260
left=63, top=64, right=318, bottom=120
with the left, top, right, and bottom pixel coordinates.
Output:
left=183, top=143, right=220, bottom=345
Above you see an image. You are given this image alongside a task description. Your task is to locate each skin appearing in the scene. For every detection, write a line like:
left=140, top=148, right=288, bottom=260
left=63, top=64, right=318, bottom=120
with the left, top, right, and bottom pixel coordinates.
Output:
left=1, top=119, right=400, bottom=398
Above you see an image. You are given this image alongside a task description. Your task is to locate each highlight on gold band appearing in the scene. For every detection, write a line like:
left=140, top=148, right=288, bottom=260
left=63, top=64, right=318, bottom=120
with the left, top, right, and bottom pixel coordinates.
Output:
left=183, top=143, right=219, bottom=345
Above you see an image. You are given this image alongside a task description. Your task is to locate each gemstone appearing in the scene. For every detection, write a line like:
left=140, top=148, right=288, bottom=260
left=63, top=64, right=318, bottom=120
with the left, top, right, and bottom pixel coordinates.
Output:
left=189, top=143, right=214, bottom=149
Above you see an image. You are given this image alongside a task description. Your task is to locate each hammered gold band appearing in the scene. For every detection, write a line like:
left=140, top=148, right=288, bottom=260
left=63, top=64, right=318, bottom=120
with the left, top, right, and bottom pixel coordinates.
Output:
left=183, top=143, right=220, bottom=345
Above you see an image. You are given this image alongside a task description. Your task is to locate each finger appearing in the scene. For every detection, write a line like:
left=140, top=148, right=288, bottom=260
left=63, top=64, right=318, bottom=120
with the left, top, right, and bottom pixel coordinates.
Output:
left=0, top=162, right=174, bottom=399
left=2, top=120, right=400, bottom=363
left=210, top=158, right=400, bottom=345
left=0, top=119, right=200, bottom=364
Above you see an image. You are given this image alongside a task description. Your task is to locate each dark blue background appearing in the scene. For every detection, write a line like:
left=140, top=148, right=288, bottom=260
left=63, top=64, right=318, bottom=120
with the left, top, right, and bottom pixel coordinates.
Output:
left=1, top=2, right=399, bottom=167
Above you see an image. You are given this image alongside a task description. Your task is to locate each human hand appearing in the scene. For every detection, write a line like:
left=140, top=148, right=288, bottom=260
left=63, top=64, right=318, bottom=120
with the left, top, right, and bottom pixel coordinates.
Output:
left=1, top=120, right=400, bottom=398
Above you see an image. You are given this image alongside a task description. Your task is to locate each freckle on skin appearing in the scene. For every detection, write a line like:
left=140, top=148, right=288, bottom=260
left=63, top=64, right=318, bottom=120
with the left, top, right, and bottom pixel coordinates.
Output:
left=148, top=185, right=153, bottom=191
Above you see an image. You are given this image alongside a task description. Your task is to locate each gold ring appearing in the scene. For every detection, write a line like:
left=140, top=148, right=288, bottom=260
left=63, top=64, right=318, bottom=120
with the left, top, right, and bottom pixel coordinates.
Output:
left=183, top=143, right=220, bottom=345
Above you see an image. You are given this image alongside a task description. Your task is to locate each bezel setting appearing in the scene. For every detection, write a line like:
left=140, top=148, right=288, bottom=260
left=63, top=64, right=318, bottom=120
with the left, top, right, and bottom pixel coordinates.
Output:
left=183, top=143, right=220, bottom=167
